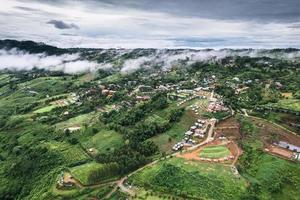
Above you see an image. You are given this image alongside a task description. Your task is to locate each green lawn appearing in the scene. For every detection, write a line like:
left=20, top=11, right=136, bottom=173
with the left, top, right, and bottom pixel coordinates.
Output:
left=33, top=104, right=58, bottom=113
left=54, top=112, right=100, bottom=130
left=150, top=100, right=204, bottom=153
left=69, top=162, right=104, bottom=185
left=81, top=129, right=124, bottom=153
left=69, top=162, right=119, bottom=186
left=199, top=145, right=231, bottom=159
left=129, top=157, right=247, bottom=200
left=267, top=98, right=300, bottom=112
left=150, top=109, right=194, bottom=153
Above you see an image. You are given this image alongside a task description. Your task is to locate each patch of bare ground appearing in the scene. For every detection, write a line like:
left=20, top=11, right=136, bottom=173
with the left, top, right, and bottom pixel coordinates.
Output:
left=177, top=139, right=241, bottom=165
left=264, top=145, right=294, bottom=160
left=215, top=117, right=241, bottom=140
left=248, top=117, right=300, bottom=146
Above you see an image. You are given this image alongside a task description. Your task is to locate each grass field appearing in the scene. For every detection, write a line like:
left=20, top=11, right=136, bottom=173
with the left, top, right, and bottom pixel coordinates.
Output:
left=199, top=145, right=231, bottom=159
left=150, top=99, right=207, bottom=153
left=267, top=98, right=300, bottom=112
left=81, top=129, right=124, bottom=153
left=33, top=104, right=58, bottom=113
left=51, top=179, right=114, bottom=199
left=69, top=162, right=104, bottom=185
left=150, top=108, right=195, bottom=153
left=129, top=157, right=247, bottom=200
left=54, top=112, right=100, bottom=130
left=69, top=162, right=119, bottom=186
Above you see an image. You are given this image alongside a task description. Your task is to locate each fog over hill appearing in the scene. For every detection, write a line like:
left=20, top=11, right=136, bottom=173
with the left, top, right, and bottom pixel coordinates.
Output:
left=0, top=40, right=299, bottom=74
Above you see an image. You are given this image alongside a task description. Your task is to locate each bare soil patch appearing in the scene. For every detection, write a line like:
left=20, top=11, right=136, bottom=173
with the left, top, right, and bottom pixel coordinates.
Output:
left=248, top=117, right=300, bottom=146
left=265, top=145, right=294, bottom=160
left=177, top=139, right=241, bottom=165
left=215, top=117, right=241, bottom=140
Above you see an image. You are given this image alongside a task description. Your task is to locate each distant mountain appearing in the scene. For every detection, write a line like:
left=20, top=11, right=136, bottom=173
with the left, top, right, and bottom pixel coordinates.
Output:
left=0, top=39, right=69, bottom=55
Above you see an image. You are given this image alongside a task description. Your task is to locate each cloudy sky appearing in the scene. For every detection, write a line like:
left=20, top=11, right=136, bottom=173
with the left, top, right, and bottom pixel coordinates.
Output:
left=1, top=0, right=300, bottom=48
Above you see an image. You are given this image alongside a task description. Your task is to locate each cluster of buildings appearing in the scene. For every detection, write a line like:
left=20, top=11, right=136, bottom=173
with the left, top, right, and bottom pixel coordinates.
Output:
left=172, top=119, right=208, bottom=151
left=136, top=95, right=151, bottom=102
left=275, top=141, right=300, bottom=152
left=207, top=98, right=228, bottom=113
left=64, top=126, right=81, bottom=133
left=187, top=119, right=207, bottom=139
left=274, top=141, right=300, bottom=161
left=57, top=172, right=75, bottom=188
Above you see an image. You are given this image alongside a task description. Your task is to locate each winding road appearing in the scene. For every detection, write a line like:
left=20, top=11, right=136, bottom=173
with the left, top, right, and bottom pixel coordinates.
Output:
left=105, top=118, right=217, bottom=198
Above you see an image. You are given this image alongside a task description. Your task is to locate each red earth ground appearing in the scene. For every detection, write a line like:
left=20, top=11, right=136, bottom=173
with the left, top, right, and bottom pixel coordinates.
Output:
left=176, top=138, right=241, bottom=165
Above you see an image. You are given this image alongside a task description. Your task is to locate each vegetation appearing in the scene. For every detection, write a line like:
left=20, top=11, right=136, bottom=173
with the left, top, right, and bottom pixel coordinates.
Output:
left=129, top=157, right=247, bottom=200
left=69, top=162, right=119, bottom=185
left=0, top=40, right=300, bottom=199
left=199, top=145, right=231, bottom=159
left=237, top=116, right=300, bottom=200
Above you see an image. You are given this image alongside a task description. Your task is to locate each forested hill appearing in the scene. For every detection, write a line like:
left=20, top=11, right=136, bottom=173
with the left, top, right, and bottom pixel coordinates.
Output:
left=0, top=39, right=69, bottom=55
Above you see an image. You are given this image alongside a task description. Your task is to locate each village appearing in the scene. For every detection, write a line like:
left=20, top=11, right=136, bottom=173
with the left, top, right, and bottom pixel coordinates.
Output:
left=54, top=73, right=300, bottom=197
left=3, top=61, right=299, bottom=200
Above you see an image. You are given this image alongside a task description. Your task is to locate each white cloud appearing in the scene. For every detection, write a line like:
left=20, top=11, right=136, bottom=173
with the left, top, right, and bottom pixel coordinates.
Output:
left=0, top=0, right=299, bottom=48
left=0, top=48, right=99, bottom=74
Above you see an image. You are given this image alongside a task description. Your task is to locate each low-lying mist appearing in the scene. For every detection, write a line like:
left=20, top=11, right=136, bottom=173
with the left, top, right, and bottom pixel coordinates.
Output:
left=0, top=48, right=99, bottom=74
left=0, top=48, right=299, bottom=74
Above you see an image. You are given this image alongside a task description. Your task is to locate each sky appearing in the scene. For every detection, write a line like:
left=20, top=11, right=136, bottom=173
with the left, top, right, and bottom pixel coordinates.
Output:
left=0, top=0, right=300, bottom=49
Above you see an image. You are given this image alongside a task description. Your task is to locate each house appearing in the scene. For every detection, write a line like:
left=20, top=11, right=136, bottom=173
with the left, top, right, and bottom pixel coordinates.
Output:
left=28, top=90, right=38, bottom=95
left=276, top=141, right=300, bottom=152
left=232, top=77, right=240, bottom=82
left=102, top=89, right=110, bottom=95
left=157, top=85, right=169, bottom=91
left=172, top=142, right=184, bottom=151
left=275, top=82, right=283, bottom=89
left=293, top=153, right=300, bottom=160
left=235, top=87, right=249, bottom=94
left=57, top=172, right=75, bottom=188
left=136, top=95, right=151, bottom=101
left=185, top=131, right=194, bottom=136
left=190, top=126, right=197, bottom=132
left=64, top=126, right=81, bottom=133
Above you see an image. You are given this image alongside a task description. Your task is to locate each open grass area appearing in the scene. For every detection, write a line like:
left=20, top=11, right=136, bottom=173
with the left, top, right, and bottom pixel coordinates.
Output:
left=199, top=145, right=231, bottom=159
left=54, top=112, right=100, bottom=130
left=51, top=181, right=114, bottom=200
left=150, top=108, right=195, bottom=153
left=267, top=98, right=300, bottom=112
left=33, top=104, right=58, bottom=113
left=69, top=162, right=119, bottom=186
left=81, top=129, right=124, bottom=153
left=129, top=157, right=247, bottom=200
left=150, top=99, right=207, bottom=153
left=69, top=162, right=104, bottom=185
